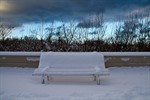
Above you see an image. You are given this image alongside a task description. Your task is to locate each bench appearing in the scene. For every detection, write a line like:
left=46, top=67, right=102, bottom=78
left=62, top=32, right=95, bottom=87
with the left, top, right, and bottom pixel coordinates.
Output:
left=33, top=52, right=109, bottom=85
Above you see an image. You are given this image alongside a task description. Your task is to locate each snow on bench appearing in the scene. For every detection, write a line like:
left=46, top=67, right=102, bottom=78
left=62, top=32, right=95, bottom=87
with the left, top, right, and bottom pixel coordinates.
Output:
left=33, top=52, right=109, bottom=85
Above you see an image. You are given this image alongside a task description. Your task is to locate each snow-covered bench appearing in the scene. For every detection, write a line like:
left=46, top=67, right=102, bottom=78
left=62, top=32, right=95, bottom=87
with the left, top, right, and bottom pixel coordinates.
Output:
left=33, top=52, right=109, bottom=85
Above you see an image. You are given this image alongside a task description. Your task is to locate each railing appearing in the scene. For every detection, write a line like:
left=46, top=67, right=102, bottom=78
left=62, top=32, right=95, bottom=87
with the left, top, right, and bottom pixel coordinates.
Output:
left=0, top=52, right=150, bottom=67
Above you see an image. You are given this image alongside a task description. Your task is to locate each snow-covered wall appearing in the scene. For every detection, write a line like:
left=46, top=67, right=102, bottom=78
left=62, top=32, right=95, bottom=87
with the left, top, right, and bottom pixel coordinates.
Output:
left=0, top=52, right=150, bottom=67
left=0, top=52, right=149, bottom=56
left=102, top=52, right=150, bottom=56
left=0, top=52, right=41, bottom=56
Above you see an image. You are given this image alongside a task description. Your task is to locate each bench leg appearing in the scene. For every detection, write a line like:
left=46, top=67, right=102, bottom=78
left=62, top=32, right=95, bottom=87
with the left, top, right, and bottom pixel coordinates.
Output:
left=47, top=76, right=50, bottom=81
left=47, top=76, right=53, bottom=81
left=42, top=75, right=45, bottom=84
left=96, top=75, right=100, bottom=85
left=93, top=75, right=96, bottom=81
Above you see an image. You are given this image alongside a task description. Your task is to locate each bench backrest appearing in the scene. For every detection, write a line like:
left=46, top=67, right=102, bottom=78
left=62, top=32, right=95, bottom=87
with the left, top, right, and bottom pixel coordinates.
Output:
left=38, top=52, right=106, bottom=70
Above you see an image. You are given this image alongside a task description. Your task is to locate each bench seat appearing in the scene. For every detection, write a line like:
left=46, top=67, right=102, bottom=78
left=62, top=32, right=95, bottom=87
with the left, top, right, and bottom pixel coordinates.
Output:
left=33, top=67, right=109, bottom=76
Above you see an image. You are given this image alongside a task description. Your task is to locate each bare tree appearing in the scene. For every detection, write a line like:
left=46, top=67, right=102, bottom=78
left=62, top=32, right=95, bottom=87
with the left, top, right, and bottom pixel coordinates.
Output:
left=44, top=22, right=55, bottom=51
left=114, top=13, right=140, bottom=44
left=137, top=16, right=150, bottom=43
left=57, top=21, right=77, bottom=51
left=0, top=23, right=15, bottom=40
left=45, top=23, right=54, bottom=41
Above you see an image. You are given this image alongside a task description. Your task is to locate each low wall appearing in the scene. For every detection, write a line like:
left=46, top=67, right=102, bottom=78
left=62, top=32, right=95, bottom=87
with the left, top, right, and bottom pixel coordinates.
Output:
left=0, top=52, right=150, bottom=68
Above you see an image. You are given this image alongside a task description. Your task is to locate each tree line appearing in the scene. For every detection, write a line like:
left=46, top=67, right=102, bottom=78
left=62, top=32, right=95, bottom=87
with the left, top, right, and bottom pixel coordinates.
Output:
left=0, top=12, right=150, bottom=52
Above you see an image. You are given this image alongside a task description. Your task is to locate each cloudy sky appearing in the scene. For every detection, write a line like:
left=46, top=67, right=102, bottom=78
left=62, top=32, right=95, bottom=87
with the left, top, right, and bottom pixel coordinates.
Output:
left=1, top=0, right=150, bottom=23
left=0, top=0, right=150, bottom=38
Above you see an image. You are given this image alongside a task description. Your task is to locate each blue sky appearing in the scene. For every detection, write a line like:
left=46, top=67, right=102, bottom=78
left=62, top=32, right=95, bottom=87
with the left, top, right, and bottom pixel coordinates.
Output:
left=0, top=0, right=150, bottom=39
left=8, top=21, right=119, bottom=39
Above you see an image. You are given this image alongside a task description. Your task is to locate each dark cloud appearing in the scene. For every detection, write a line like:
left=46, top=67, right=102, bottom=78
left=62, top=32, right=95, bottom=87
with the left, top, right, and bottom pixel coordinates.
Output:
left=0, top=0, right=150, bottom=26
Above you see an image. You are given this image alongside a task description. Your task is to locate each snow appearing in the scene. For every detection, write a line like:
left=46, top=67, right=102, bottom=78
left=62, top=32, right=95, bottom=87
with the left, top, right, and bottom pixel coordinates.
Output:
left=104, top=57, right=112, bottom=62
left=0, top=67, right=150, bottom=100
left=0, top=52, right=41, bottom=56
left=26, top=57, right=40, bottom=62
left=121, top=58, right=130, bottom=62
left=102, top=52, right=150, bottom=56
left=0, top=52, right=150, bottom=56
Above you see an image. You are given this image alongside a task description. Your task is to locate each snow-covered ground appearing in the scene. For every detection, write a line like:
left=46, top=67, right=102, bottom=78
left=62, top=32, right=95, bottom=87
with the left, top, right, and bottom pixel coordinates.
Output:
left=0, top=67, right=150, bottom=100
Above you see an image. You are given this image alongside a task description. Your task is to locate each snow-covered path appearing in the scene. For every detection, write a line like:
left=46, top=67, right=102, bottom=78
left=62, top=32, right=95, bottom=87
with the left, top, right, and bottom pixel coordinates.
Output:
left=0, top=67, right=150, bottom=100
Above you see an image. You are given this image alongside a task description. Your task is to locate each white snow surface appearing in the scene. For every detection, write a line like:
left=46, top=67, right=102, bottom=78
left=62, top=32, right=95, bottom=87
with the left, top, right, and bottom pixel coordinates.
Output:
left=0, top=67, right=150, bottom=100
left=26, top=57, right=40, bottom=62
left=121, top=58, right=130, bottom=62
